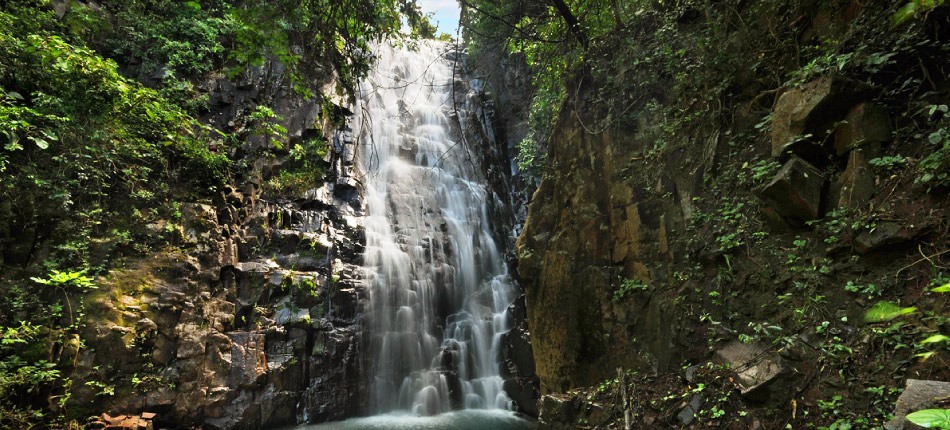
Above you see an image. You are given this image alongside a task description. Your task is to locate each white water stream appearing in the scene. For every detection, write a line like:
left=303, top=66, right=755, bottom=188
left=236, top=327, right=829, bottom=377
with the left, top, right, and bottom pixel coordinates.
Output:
left=354, top=41, right=518, bottom=416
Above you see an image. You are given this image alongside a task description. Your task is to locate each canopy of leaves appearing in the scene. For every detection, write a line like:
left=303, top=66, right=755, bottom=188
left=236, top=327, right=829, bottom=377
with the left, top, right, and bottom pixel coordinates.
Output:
left=99, top=0, right=430, bottom=95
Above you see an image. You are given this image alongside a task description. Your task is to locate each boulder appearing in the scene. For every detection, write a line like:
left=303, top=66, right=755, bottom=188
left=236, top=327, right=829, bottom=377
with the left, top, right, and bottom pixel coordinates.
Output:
left=834, top=103, right=891, bottom=156
left=885, top=379, right=950, bottom=430
left=854, top=222, right=917, bottom=254
left=504, top=376, right=541, bottom=417
left=714, top=341, right=787, bottom=403
left=834, top=149, right=877, bottom=209
left=759, top=156, right=825, bottom=223
left=677, top=394, right=705, bottom=425
left=771, top=76, right=874, bottom=158
left=538, top=394, right=578, bottom=430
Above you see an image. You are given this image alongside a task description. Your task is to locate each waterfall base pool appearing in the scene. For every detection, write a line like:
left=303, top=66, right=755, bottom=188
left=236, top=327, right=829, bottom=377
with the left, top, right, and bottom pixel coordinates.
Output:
left=291, top=410, right=537, bottom=430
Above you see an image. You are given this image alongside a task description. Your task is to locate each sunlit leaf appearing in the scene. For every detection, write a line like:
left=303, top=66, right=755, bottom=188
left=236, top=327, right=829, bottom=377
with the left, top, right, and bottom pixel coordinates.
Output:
left=893, top=2, right=919, bottom=26
left=864, top=301, right=917, bottom=322
left=919, top=334, right=950, bottom=345
left=29, top=136, right=49, bottom=149
left=932, top=283, right=950, bottom=293
left=906, top=409, right=950, bottom=428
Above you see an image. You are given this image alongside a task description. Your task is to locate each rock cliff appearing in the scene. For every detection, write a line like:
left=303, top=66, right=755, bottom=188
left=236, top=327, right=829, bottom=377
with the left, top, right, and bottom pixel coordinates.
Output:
left=513, top=1, right=950, bottom=428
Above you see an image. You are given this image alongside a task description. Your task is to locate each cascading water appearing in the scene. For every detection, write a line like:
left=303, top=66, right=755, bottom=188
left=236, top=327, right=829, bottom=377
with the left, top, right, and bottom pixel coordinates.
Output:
left=354, top=40, right=518, bottom=416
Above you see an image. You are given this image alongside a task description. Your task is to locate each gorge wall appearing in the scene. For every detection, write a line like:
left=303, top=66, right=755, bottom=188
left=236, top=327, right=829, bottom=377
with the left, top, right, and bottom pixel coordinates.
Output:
left=65, top=59, right=370, bottom=428
left=505, top=1, right=950, bottom=428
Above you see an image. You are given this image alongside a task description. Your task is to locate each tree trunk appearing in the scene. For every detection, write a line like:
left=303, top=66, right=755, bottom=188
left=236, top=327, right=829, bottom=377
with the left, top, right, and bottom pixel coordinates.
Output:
left=548, top=0, right=588, bottom=49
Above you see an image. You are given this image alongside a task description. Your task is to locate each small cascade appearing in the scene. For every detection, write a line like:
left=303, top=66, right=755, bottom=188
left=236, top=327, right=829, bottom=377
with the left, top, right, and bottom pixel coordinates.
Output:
left=355, top=41, right=518, bottom=415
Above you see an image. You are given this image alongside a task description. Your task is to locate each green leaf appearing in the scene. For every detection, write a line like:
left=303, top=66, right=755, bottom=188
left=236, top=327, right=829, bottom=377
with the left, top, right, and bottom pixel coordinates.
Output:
left=2, top=131, right=22, bottom=151
left=864, top=301, right=917, bottom=322
left=31, top=137, right=49, bottom=149
left=919, top=334, right=950, bottom=345
left=40, top=129, right=57, bottom=141
left=932, top=283, right=950, bottom=293
left=929, top=131, right=944, bottom=145
left=893, top=2, right=919, bottom=26
left=906, top=409, right=950, bottom=428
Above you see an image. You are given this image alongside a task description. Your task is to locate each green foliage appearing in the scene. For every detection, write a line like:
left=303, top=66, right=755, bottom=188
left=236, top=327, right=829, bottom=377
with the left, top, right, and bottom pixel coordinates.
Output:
left=102, top=0, right=232, bottom=80
left=844, top=280, right=882, bottom=298
left=894, top=0, right=947, bottom=26
left=463, top=0, right=623, bottom=180
left=0, top=18, right=228, bottom=270
left=224, top=0, right=427, bottom=95
left=906, top=409, right=950, bottom=429
left=748, top=159, right=780, bottom=183
left=868, top=155, right=907, bottom=171
left=786, top=38, right=856, bottom=86
left=101, top=0, right=430, bottom=96
left=612, top=278, right=649, bottom=302
left=0, top=283, right=84, bottom=428
left=266, top=137, right=330, bottom=196
left=30, top=270, right=96, bottom=292
left=249, top=105, right=288, bottom=148
left=916, top=117, right=950, bottom=189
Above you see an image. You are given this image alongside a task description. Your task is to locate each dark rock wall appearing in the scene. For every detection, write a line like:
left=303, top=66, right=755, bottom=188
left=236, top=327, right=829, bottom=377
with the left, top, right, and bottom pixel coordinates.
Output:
left=68, top=58, right=373, bottom=428
left=514, top=1, right=949, bottom=428
left=462, top=48, right=541, bottom=415
left=517, top=109, right=681, bottom=394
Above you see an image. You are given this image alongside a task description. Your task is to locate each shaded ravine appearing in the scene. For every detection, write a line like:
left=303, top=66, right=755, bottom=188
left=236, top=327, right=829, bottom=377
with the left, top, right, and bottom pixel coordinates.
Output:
left=353, top=41, right=520, bottom=416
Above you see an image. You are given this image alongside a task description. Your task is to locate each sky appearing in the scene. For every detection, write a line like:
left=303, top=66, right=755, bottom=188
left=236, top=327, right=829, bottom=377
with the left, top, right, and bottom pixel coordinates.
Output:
left=417, top=0, right=461, bottom=37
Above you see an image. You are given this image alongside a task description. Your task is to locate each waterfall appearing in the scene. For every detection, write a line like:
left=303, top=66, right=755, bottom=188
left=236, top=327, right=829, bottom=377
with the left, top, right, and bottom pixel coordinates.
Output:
left=354, top=40, right=517, bottom=416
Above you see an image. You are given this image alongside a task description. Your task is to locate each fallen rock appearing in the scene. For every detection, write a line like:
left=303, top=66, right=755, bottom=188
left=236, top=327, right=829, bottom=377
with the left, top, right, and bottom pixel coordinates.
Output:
left=772, top=76, right=874, bottom=158
left=503, top=376, right=540, bottom=417
left=759, top=156, right=825, bottom=223
left=834, top=149, right=877, bottom=209
left=538, top=394, right=578, bottom=430
left=677, top=394, right=705, bottom=425
left=884, top=379, right=950, bottom=430
left=834, top=102, right=891, bottom=155
left=854, top=222, right=917, bottom=254
left=714, top=341, right=787, bottom=403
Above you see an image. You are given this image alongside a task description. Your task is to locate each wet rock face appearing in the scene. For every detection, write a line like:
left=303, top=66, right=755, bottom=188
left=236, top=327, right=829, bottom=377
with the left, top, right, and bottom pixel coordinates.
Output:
left=73, top=58, right=371, bottom=426
left=79, top=180, right=368, bottom=429
left=500, top=296, right=539, bottom=416
left=517, top=98, right=678, bottom=395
